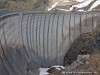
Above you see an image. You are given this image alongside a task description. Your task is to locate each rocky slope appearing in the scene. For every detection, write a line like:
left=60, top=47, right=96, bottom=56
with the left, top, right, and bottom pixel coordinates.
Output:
left=46, top=54, right=100, bottom=75
left=48, top=0, right=100, bottom=11
left=0, top=0, right=100, bottom=11
left=64, top=25, right=100, bottom=66
left=0, top=0, right=47, bottom=10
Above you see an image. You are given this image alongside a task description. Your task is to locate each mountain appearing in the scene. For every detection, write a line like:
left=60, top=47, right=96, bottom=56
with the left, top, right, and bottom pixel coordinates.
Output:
left=0, top=0, right=100, bottom=11
left=48, top=0, right=100, bottom=11
left=0, top=0, right=47, bottom=10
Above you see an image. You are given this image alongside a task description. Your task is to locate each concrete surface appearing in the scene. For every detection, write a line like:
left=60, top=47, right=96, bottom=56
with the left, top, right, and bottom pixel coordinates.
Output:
left=0, top=11, right=100, bottom=75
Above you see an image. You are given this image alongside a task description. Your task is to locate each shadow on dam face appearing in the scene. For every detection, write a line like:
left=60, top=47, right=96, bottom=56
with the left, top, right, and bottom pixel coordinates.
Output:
left=0, top=11, right=100, bottom=74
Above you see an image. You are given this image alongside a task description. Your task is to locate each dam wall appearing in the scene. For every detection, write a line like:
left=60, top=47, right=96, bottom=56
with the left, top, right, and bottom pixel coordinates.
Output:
left=0, top=11, right=100, bottom=75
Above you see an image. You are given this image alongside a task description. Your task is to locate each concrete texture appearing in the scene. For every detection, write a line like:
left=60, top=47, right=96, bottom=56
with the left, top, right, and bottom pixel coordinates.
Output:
left=0, top=11, right=100, bottom=74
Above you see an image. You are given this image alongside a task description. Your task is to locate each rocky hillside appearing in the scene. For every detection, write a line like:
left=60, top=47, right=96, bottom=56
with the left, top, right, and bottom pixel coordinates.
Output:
left=0, top=0, right=100, bottom=11
left=0, top=0, right=47, bottom=10
left=46, top=54, right=100, bottom=75
left=48, top=0, right=100, bottom=11
left=64, top=25, right=100, bottom=66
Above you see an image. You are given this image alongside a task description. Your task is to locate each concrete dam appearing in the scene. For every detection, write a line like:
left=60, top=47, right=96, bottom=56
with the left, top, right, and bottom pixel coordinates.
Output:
left=0, top=11, right=100, bottom=75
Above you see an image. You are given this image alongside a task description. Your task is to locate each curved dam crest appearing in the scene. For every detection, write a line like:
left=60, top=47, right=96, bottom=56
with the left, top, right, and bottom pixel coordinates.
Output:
left=0, top=11, right=100, bottom=75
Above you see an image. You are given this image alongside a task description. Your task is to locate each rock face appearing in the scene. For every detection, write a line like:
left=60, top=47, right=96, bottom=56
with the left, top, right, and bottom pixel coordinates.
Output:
left=0, top=0, right=100, bottom=11
left=65, top=54, right=100, bottom=75
left=47, top=66, right=65, bottom=75
left=0, top=0, right=47, bottom=10
left=48, top=54, right=100, bottom=75
left=0, top=0, right=60, bottom=10
left=64, top=25, right=100, bottom=66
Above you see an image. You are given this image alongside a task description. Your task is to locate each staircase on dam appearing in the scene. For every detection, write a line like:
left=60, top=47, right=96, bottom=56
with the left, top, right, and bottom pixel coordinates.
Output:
left=0, top=11, right=100, bottom=75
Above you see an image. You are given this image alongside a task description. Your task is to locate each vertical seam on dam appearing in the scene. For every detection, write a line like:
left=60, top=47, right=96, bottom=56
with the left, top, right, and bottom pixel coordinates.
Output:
left=61, top=14, right=65, bottom=63
left=56, top=14, right=60, bottom=64
left=39, top=13, right=43, bottom=65
left=32, top=14, right=35, bottom=53
left=31, top=14, right=38, bottom=63
left=26, top=16, right=33, bottom=59
left=47, top=14, right=52, bottom=66
left=43, top=14, right=47, bottom=67
left=51, top=14, right=55, bottom=66
left=69, top=14, right=71, bottom=47
left=80, top=14, right=82, bottom=36
left=26, top=15, right=32, bottom=59
left=21, top=15, right=29, bottom=59
left=62, top=14, right=65, bottom=40
left=21, top=15, right=25, bottom=48
left=29, top=14, right=33, bottom=57
left=3, top=25, right=7, bottom=47
left=74, top=13, right=76, bottom=39
left=28, top=14, right=35, bottom=60
left=36, top=14, right=39, bottom=55
left=39, top=13, right=43, bottom=60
